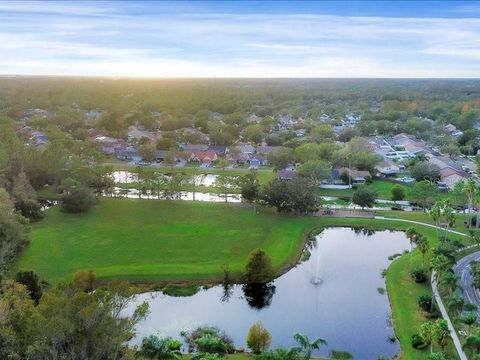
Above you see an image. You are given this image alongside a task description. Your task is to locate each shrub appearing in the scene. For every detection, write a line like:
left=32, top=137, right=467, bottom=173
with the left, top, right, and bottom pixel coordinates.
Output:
left=418, top=294, right=433, bottom=312
left=73, top=270, right=96, bottom=292
left=246, top=321, right=271, bottom=354
left=168, top=339, right=182, bottom=351
left=411, top=333, right=427, bottom=349
left=61, top=186, right=97, bottom=213
left=257, top=348, right=301, bottom=360
left=244, top=249, right=274, bottom=284
left=330, top=350, right=354, bottom=359
left=410, top=268, right=427, bottom=283
left=183, top=327, right=234, bottom=354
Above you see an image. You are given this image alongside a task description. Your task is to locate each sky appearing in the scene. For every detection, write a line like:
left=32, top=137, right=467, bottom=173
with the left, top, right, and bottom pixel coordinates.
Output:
left=2, top=1, right=480, bottom=78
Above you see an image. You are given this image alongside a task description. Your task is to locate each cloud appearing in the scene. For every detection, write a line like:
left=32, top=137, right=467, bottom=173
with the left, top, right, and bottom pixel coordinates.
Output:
left=1, top=2, right=480, bottom=77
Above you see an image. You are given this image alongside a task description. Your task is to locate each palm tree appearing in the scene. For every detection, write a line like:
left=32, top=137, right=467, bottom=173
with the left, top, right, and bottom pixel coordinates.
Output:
left=293, top=333, right=327, bottom=360
left=430, top=202, right=442, bottom=239
left=458, top=312, right=477, bottom=334
left=447, top=294, right=464, bottom=315
left=419, top=321, right=436, bottom=353
left=463, top=327, right=480, bottom=356
left=439, top=271, right=459, bottom=297
left=475, top=187, right=480, bottom=229
left=406, top=227, right=419, bottom=269
left=431, top=255, right=451, bottom=280
left=465, top=178, right=476, bottom=228
left=442, top=202, right=456, bottom=241
left=434, top=319, right=450, bottom=351
left=416, top=235, right=430, bottom=268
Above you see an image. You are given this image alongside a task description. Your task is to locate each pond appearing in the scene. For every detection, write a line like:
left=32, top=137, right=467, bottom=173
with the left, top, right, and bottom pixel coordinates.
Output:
left=124, top=227, right=409, bottom=359
left=112, top=171, right=220, bottom=187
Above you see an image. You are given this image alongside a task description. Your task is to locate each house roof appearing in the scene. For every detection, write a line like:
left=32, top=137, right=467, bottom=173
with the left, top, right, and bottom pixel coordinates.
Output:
left=185, top=144, right=209, bottom=151
left=207, top=145, right=227, bottom=154
left=190, top=150, right=217, bottom=162
left=338, top=167, right=371, bottom=178
left=440, top=167, right=469, bottom=179
left=277, top=170, right=297, bottom=180
left=256, top=146, right=278, bottom=154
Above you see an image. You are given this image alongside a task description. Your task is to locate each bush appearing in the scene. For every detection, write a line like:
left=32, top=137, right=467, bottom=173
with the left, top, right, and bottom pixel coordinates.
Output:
left=418, top=294, right=433, bottom=312
left=244, top=249, right=274, bottom=284
left=330, top=350, right=354, bottom=359
left=410, top=268, right=427, bottom=283
left=182, top=327, right=234, bottom=354
left=411, top=333, right=427, bottom=349
left=61, top=186, right=97, bottom=213
left=246, top=321, right=271, bottom=354
left=73, top=270, right=96, bottom=292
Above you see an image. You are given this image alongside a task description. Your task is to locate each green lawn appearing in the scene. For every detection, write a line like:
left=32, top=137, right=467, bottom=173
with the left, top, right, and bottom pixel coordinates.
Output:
left=17, top=199, right=317, bottom=283
left=16, top=199, right=471, bottom=359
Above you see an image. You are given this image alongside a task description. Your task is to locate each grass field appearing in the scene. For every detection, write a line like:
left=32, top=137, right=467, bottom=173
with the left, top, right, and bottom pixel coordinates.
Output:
left=17, top=199, right=318, bottom=283
left=16, top=199, right=471, bottom=359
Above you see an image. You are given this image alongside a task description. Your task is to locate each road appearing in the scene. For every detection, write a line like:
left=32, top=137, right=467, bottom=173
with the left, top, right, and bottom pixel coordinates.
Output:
left=454, top=251, right=480, bottom=318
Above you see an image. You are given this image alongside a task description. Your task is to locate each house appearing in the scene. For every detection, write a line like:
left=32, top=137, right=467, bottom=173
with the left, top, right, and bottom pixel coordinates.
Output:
left=184, top=144, right=209, bottom=152
left=16, top=126, right=48, bottom=146
left=440, top=167, right=469, bottom=189
left=337, top=167, right=371, bottom=184
left=425, top=153, right=470, bottom=188
left=256, top=145, right=278, bottom=155
left=155, top=150, right=177, bottom=163
left=94, top=136, right=126, bottom=155
left=376, top=160, right=400, bottom=177
left=295, top=129, right=307, bottom=137
left=277, top=170, right=297, bottom=181
left=237, top=143, right=255, bottom=155
left=247, top=114, right=261, bottom=123
left=20, top=108, right=48, bottom=121
left=444, top=124, right=457, bottom=134
left=189, top=150, right=218, bottom=165
left=249, top=158, right=261, bottom=169
left=127, top=126, right=157, bottom=142
left=85, top=109, right=103, bottom=123
left=227, top=152, right=250, bottom=164
left=207, top=145, right=227, bottom=156
left=117, top=147, right=142, bottom=163
left=443, top=124, right=462, bottom=137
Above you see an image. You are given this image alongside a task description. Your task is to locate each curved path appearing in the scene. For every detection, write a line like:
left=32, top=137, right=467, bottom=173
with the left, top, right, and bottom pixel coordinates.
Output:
left=374, top=216, right=468, bottom=237
left=454, top=251, right=480, bottom=319
left=431, top=271, right=468, bottom=360
left=374, top=216, right=469, bottom=360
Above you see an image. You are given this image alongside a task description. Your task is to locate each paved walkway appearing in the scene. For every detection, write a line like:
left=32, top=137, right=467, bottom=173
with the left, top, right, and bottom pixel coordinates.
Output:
left=431, top=271, right=469, bottom=360
left=374, top=216, right=468, bottom=237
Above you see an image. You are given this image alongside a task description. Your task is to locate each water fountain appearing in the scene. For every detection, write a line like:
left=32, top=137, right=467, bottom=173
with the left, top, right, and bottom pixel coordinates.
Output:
left=311, top=246, right=323, bottom=286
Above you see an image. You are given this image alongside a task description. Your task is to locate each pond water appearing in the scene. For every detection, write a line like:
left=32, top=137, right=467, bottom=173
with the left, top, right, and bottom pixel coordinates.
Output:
left=112, top=171, right=219, bottom=187
left=124, top=228, right=409, bottom=359
left=106, top=188, right=241, bottom=203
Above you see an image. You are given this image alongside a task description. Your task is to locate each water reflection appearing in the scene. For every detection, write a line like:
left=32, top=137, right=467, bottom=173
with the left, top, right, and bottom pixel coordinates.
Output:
left=242, top=283, right=276, bottom=310
left=124, top=228, right=409, bottom=359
